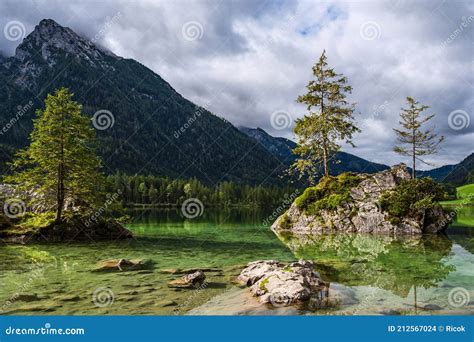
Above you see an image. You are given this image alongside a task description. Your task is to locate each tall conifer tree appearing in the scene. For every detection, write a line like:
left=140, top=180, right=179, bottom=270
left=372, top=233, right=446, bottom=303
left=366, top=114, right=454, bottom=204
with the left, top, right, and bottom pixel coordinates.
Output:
left=7, top=88, right=103, bottom=222
left=291, top=51, right=359, bottom=183
left=393, top=97, right=444, bottom=178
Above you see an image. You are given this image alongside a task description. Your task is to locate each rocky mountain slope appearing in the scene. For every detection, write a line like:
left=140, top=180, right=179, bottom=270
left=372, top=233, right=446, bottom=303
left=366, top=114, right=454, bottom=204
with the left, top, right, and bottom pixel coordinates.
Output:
left=0, top=19, right=284, bottom=185
left=440, top=153, right=474, bottom=185
left=239, top=127, right=390, bottom=175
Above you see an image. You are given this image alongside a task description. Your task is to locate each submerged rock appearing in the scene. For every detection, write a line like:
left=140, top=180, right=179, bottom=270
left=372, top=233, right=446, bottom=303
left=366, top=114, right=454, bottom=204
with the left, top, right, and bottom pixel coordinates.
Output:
left=159, top=267, right=221, bottom=274
left=272, top=164, right=451, bottom=235
left=238, top=260, right=328, bottom=307
left=15, top=294, right=47, bottom=302
left=168, top=271, right=206, bottom=288
left=38, top=218, right=133, bottom=242
left=93, top=259, right=153, bottom=272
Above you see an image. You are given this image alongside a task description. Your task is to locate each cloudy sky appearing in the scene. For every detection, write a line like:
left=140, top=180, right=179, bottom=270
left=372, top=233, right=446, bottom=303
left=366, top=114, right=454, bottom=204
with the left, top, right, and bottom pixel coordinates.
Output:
left=0, top=0, right=472, bottom=168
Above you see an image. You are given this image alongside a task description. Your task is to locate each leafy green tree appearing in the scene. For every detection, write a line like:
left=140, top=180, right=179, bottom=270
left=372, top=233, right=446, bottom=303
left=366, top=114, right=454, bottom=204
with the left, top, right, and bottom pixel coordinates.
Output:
left=138, top=182, right=147, bottom=203
left=291, top=50, right=359, bottom=183
left=6, top=88, right=103, bottom=222
left=148, top=184, right=159, bottom=203
left=393, top=97, right=444, bottom=178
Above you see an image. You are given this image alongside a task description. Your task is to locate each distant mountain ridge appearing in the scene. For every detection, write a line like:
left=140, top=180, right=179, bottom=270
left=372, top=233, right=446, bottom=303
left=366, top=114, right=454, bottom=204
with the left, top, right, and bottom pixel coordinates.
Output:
left=240, top=127, right=473, bottom=185
left=440, top=153, right=474, bottom=185
left=239, top=127, right=390, bottom=176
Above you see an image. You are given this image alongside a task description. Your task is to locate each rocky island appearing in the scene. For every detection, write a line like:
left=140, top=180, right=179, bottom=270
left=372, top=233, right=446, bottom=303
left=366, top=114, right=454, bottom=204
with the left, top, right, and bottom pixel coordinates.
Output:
left=272, top=164, right=450, bottom=235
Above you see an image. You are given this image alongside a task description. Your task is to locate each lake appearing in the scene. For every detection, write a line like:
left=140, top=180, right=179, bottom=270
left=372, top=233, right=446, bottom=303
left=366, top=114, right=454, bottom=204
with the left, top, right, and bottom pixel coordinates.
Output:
left=0, top=206, right=473, bottom=315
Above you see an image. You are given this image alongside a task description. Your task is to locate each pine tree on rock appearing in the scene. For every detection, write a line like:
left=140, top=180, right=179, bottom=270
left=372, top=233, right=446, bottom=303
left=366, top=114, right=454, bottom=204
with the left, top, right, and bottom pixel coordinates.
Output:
left=291, top=50, right=359, bottom=184
left=7, top=88, right=103, bottom=223
left=393, top=97, right=444, bottom=179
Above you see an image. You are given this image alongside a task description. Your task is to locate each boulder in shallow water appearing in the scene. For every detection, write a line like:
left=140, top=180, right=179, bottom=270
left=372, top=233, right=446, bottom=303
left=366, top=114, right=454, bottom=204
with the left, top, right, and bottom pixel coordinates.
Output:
left=93, top=259, right=153, bottom=272
left=168, top=271, right=206, bottom=288
left=238, top=260, right=328, bottom=306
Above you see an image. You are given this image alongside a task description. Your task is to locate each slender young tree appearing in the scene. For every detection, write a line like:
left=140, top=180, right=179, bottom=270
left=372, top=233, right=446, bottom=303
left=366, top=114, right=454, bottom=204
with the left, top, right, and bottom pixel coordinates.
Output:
left=393, top=97, right=444, bottom=179
left=7, top=88, right=103, bottom=222
left=290, top=50, right=359, bottom=184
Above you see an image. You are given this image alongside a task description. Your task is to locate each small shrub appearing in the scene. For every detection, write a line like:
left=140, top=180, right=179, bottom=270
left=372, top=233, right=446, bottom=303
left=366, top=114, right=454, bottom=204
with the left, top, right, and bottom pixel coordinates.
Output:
left=259, top=277, right=269, bottom=291
left=295, top=172, right=362, bottom=215
left=380, top=178, right=445, bottom=219
left=279, top=214, right=293, bottom=229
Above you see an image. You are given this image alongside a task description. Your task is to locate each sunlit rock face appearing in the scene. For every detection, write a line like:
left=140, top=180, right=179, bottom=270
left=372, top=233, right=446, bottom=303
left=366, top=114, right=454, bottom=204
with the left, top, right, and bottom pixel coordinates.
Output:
left=272, top=164, right=451, bottom=235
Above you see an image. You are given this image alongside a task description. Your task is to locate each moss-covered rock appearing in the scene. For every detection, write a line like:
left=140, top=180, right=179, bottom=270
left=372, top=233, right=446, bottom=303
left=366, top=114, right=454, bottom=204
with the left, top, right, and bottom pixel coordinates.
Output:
left=0, top=214, right=132, bottom=243
left=272, top=164, right=451, bottom=235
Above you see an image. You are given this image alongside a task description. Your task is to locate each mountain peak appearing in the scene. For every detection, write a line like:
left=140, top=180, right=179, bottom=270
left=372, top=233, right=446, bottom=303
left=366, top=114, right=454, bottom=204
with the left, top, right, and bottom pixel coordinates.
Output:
left=14, top=18, right=115, bottom=64
left=38, top=18, right=62, bottom=29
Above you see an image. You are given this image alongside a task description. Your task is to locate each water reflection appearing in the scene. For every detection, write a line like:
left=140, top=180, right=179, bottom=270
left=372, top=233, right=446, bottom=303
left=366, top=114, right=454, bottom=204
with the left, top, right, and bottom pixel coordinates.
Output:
left=274, top=231, right=455, bottom=298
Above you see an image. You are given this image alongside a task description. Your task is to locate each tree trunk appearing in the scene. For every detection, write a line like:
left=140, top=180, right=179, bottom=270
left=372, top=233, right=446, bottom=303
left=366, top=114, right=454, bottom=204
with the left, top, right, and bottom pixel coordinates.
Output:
left=412, top=127, right=416, bottom=179
left=55, top=162, right=64, bottom=223
left=56, top=112, right=65, bottom=223
left=322, top=143, right=329, bottom=177
left=321, top=81, right=329, bottom=178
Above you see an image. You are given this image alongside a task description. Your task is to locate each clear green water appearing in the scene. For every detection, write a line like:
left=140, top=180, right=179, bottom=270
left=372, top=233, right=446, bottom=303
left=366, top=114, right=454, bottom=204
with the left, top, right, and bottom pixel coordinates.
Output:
left=0, top=207, right=473, bottom=315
